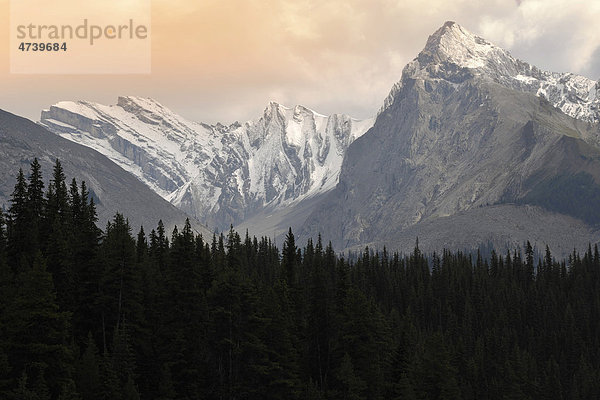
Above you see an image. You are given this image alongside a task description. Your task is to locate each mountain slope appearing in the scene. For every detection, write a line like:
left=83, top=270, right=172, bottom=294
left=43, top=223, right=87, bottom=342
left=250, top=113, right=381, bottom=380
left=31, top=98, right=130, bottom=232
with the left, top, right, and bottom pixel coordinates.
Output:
left=0, top=109, right=211, bottom=236
left=40, top=97, right=373, bottom=230
left=300, top=21, right=600, bottom=254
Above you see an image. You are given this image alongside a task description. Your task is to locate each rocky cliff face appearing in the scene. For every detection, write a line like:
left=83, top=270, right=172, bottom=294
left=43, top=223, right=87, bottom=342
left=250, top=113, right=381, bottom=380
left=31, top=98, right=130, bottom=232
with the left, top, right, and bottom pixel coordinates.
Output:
left=300, top=21, right=600, bottom=254
left=40, top=98, right=372, bottom=230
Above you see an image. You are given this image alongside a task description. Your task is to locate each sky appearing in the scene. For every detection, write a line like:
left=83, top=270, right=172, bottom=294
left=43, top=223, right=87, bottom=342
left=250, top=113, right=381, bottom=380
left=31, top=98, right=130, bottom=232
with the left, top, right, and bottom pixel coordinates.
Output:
left=1, top=0, right=599, bottom=124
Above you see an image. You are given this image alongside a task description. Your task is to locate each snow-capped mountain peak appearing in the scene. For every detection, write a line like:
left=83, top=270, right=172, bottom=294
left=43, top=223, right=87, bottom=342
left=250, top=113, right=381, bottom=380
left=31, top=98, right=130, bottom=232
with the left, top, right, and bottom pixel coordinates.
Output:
left=40, top=98, right=373, bottom=230
left=421, top=21, right=500, bottom=69
left=382, top=21, right=600, bottom=124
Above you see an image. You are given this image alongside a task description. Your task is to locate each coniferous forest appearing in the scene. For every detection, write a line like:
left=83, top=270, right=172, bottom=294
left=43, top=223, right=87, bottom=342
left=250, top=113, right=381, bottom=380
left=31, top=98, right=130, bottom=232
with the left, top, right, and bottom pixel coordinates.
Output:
left=1, top=159, right=600, bottom=400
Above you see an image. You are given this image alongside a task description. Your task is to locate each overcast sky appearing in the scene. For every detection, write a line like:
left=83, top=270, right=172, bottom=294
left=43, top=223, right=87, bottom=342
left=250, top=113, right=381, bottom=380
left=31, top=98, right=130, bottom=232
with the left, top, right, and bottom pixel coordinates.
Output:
left=1, top=0, right=599, bottom=124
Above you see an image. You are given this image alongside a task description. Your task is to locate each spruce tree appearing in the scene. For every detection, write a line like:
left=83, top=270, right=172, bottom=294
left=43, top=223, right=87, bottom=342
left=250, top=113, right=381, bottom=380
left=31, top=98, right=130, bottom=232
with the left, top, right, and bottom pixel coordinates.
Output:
left=283, top=228, right=297, bottom=286
left=122, top=374, right=140, bottom=400
left=76, top=333, right=101, bottom=400
left=98, top=214, right=141, bottom=349
left=135, top=226, right=148, bottom=264
left=46, top=159, right=69, bottom=222
left=525, top=240, right=535, bottom=282
left=45, top=212, right=74, bottom=312
left=256, top=280, right=302, bottom=399
left=69, top=179, right=83, bottom=233
left=149, top=220, right=168, bottom=272
left=26, top=159, right=44, bottom=253
left=156, top=364, right=176, bottom=400
left=334, top=353, right=366, bottom=400
left=160, top=218, right=208, bottom=399
left=4, top=254, right=73, bottom=399
left=307, top=234, right=333, bottom=390
left=71, top=181, right=102, bottom=345
left=58, top=380, right=82, bottom=400
left=98, top=350, right=120, bottom=400
left=13, top=371, right=37, bottom=400
left=111, top=324, right=137, bottom=391
left=7, top=168, right=29, bottom=269
left=0, top=207, right=12, bottom=397
left=394, top=373, right=417, bottom=400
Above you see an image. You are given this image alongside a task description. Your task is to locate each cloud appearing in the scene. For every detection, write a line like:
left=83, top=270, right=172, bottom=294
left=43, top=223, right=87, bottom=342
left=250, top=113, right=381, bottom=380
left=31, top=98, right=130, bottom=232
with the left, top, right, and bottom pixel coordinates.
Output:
left=1, top=0, right=598, bottom=124
left=478, top=0, right=600, bottom=75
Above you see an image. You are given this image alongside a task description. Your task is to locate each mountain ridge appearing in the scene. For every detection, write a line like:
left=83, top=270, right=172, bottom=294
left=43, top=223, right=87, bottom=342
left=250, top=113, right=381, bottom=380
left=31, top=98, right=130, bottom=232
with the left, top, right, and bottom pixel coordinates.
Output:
left=40, top=96, right=373, bottom=230
left=37, top=21, right=600, bottom=254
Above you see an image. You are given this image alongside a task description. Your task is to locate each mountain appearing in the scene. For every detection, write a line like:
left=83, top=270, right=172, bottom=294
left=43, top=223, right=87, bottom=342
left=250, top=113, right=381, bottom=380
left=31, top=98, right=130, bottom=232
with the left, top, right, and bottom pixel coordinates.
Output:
left=300, top=21, right=600, bottom=255
left=0, top=109, right=211, bottom=236
left=381, top=22, right=600, bottom=124
left=36, top=21, right=600, bottom=255
left=40, top=97, right=373, bottom=231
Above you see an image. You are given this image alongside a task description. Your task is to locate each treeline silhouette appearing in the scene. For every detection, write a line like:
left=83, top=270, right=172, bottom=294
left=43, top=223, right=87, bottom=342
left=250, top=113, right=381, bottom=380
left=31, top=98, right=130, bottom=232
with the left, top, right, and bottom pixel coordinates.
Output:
left=0, top=160, right=599, bottom=399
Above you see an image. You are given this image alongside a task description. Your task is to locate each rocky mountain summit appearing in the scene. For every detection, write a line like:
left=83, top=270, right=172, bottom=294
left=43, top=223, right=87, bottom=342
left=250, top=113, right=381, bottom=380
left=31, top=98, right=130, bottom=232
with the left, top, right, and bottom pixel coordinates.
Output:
left=383, top=21, right=599, bottom=125
left=301, top=21, right=600, bottom=254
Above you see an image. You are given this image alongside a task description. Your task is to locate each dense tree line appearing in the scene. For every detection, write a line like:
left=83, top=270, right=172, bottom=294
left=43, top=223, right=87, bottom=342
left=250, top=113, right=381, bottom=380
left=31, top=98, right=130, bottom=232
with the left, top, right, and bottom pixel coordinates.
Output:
left=1, top=160, right=599, bottom=399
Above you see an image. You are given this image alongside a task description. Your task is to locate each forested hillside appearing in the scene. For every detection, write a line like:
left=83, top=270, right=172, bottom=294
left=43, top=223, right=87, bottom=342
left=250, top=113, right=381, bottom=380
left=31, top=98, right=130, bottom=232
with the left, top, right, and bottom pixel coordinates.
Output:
left=1, top=160, right=599, bottom=399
